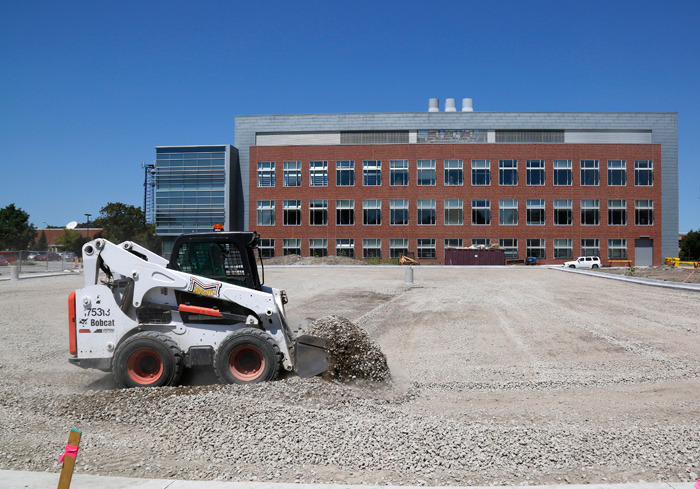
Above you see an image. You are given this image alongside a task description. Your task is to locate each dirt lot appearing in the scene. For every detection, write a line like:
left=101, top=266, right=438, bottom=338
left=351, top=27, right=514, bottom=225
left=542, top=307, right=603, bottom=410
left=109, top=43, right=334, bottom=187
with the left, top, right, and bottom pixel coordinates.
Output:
left=0, top=269, right=698, bottom=486
left=597, top=265, right=700, bottom=284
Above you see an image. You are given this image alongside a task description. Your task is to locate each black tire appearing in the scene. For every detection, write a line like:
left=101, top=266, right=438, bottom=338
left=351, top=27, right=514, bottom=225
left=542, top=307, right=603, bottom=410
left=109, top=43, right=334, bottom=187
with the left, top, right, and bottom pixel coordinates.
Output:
left=112, top=332, right=184, bottom=388
left=569, top=264, right=576, bottom=268
left=592, top=264, right=599, bottom=269
left=214, top=328, right=281, bottom=385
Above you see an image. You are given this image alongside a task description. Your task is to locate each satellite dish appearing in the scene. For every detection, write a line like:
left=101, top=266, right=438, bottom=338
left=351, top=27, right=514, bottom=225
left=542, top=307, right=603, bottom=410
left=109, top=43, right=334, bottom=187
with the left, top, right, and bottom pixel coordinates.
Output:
left=66, top=221, right=78, bottom=230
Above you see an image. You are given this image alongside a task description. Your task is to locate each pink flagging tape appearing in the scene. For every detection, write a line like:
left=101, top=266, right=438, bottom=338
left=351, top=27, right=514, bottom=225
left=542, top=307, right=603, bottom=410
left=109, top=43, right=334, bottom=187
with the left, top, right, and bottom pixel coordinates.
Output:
left=695, top=479, right=700, bottom=489
left=58, top=444, right=79, bottom=462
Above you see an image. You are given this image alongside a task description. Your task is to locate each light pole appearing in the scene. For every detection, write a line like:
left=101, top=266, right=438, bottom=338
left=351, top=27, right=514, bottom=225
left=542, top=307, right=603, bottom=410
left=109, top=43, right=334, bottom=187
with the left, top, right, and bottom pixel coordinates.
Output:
left=84, top=213, right=92, bottom=240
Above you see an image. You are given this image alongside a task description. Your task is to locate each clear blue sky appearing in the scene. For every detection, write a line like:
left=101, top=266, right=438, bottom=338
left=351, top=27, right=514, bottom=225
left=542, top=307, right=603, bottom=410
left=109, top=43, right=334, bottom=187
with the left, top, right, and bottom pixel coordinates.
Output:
left=1, top=0, right=698, bottom=231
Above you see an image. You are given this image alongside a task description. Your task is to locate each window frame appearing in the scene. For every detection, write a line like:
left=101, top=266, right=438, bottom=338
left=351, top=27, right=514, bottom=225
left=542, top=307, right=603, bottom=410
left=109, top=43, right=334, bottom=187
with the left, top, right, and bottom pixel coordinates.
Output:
left=553, top=199, right=572, bottom=226
left=444, top=199, right=463, bottom=225
left=526, top=199, right=546, bottom=226
left=390, top=238, right=409, bottom=259
left=417, top=159, right=436, bottom=186
left=362, top=199, right=382, bottom=226
left=335, top=199, right=355, bottom=226
left=499, top=159, right=518, bottom=186
left=607, top=199, right=627, bottom=226
left=580, top=159, right=600, bottom=186
left=499, top=198, right=518, bottom=226
left=526, top=238, right=546, bottom=258
left=607, top=160, right=627, bottom=186
left=336, top=160, right=355, bottom=187
left=362, top=160, right=382, bottom=186
left=608, top=238, right=627, bottom=259
left=336, top=238, right=354, bottom=258
left=309, top=238, right=328, bottom=257
left=472, top=199, right=491, bottom=225
left=417, top=238, right=436, bottom=259
left=444, top=159, right=463, bottom=186
left=581, top=238, right=600, bottom=257
left=283, top=160, right=301, bottom=187
left=256, top=200, right=275, bottom=226
left=553, top=159, right=572, bottom=186
left=283, top=199, right=302, bottom=226
left=309, top=160, right=328, bottom=187
left=471, top=159, right=491, bottom=186
left=390, top=159, right=409, bottom=186
left=526, top=159, right=545, bottom=186
left=634, top=160, right=654, bottom=186
left=309, top=199, right=328, bottom=226
left=362, top=238, right=382, bottom=259
left=390, top=199, right=409, bottom=225
left=635, top=199, right=654, bottom=225
left=553, top=238, right=573, bottom=259
left=499, top=238, right=518, bottom=259
left=257, top=161, right=275, bottom=187
left=581, top=199, right=600, bottom=226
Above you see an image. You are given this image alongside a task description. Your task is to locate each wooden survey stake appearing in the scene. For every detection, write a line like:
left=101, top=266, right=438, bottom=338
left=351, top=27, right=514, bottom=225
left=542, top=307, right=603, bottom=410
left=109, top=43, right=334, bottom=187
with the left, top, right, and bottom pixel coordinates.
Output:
left=57, top=429, right=82, bottom=489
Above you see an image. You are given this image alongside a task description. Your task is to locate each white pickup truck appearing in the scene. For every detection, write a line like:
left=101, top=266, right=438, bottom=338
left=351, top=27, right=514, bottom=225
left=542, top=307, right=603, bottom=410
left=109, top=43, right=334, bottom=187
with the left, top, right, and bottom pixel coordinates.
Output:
left=564, top=256, right=602, bottom=269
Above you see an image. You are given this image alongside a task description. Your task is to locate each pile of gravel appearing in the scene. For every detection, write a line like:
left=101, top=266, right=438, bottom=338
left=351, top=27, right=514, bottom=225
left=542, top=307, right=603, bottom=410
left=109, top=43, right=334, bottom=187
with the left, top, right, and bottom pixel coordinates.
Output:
left=304, top=315, right=391, bottom=382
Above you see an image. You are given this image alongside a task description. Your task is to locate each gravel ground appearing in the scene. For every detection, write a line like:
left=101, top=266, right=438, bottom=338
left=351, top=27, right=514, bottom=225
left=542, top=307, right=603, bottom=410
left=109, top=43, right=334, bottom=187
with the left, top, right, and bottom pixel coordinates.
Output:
left=596, top=265, right=700, bottom=284
left=0, top=269, right=698, bottom=486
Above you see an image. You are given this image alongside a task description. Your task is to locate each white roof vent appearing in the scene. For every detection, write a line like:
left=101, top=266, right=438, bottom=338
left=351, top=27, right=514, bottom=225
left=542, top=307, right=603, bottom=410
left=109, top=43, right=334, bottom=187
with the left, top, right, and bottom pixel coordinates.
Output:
left=428, top=98, right=439, bottom=112
left=445, top=98, right=457, bottom=112
left=462, top=98, right=473, bottom=112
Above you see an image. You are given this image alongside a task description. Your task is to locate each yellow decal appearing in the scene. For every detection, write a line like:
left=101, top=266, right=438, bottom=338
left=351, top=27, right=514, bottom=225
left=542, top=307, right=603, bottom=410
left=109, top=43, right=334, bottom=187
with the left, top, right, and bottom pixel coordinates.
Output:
left=187, top=278, right=222, bottom=297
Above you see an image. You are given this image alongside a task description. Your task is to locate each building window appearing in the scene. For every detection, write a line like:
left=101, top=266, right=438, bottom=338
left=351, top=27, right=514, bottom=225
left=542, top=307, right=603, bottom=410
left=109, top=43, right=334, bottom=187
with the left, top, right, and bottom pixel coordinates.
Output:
left=499, top=159, right=518, bottom=186
left=607, top=160, right=626, bottom=186
left=283, top=200, right=301, bottom=226
left=554, top=238, right=573, bottom=259
left=336, top=199, right=354, bottom=225
left=608, top=239, right=627, bottom=259
left=445, top=238, right=463, bottom=249
left=363, top=199, right=382, bottom=225
left=444, top=159, right=463, bottom=186
left=309, top=161, right=328, bottom=187
left=444, top=199, right=463, bottom=225
left=526, top=199, right=545, bottom=225
left=417, top=159, right=436, bottom=186
left=472, top=159, right=491, bottom=185
left=635, top=199, right=654, bottom=225
left=581, top=239, right=600, bottom=257
left=283, top=161, right=301, bottom=187
left=499, top=238, right=518, bottom=259
left=390, top=199, right=409, bottom=225
left=417, top=238, right=436, bottom=259
left=283, top=238, right=301, bottom=256
left=363, top=160, right=381, bottom=186
left=581, top=199, right=600, bottom=225
left=417, top=199, right=436, bottom=225
left=257, top=161, right=275, bottom=187
left=309, top=238, right=328, bottom=257
left=256, top=200, right=275, bottom=226
left=635, top=160, right=653, bottom=186
left=259, top=238, right=275, bottom=259
left=526, top=160, right=545, bottom=186
left=553, top=199, right=572, bottom=225
left=336, top=239, right=354, bottom=258
left=526, top=239, right=546, bottom=258
left=336, top=160, right=355, bottom=186
left=472, top=238, right=491, bottom=247
left=472, top=199, right=491, bottom=225
left=390, top=238, right=409, bottom=258
left=309, top=199, right=328, bottom=226
left=363, top=238, right=381, bottom=259
left=608, top=199, right=627, bottom=225
left=390, top=159, right=409, bottom=186
left=553, top=159, right=572, bottom=186
left=580, top=160, right=599, bottom=186
left=499, top=199, right=518, bottom=225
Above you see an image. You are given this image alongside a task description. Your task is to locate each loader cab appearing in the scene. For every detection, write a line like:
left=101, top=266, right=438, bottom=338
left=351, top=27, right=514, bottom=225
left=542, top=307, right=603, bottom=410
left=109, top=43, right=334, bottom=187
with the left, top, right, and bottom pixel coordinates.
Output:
left=167, top=232, right=262, bottom=290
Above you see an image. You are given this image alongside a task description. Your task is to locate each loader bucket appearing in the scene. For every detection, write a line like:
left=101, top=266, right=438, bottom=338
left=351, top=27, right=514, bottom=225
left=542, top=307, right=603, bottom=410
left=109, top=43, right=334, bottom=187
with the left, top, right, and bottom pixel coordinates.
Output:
left=294, top=335, right=328, bottom=378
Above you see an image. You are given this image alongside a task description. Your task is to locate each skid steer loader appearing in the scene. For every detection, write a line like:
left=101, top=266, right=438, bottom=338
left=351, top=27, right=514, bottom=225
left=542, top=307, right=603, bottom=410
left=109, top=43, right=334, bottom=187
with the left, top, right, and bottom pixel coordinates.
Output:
left=67, top=231, right=328, bottom=388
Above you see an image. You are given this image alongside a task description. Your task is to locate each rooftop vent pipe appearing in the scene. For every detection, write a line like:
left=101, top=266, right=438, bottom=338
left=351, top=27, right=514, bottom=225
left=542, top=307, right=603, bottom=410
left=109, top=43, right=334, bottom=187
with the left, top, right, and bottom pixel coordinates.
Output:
left=462, top=98, right=473, bottom=112
left=428, top=98, right=439, bottom=112
left=445, top=98, right=457, bottom=112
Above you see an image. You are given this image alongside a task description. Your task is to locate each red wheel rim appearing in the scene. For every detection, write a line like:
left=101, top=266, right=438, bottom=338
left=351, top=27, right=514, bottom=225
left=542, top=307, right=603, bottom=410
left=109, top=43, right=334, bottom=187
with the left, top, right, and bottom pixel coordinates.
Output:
left=126, top=348, right=164, bottom=385
left=229, top=345, right=265, bottom=381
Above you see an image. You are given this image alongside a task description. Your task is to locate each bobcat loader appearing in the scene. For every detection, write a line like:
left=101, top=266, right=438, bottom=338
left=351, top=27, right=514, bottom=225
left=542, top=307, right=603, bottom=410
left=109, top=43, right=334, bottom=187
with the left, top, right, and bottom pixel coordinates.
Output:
left=67, top=231, right=327, bottom=388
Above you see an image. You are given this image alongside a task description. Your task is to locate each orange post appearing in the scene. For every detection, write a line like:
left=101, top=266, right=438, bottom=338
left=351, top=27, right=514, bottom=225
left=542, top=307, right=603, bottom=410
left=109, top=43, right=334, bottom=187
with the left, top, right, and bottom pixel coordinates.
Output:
left=57, top=429, right=82, bottom=489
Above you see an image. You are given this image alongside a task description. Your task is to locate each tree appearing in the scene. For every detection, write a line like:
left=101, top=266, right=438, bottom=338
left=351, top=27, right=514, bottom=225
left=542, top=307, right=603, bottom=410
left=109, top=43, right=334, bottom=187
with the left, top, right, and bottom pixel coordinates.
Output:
left=55, top=229, right=90, bottom=258
left=0, top=203, right=37, bottom=250
left=679, top=230, right=700, bottom=261
left=95, top=202, right=161, bottom=253
left=31, top=231, right=48, bottom=251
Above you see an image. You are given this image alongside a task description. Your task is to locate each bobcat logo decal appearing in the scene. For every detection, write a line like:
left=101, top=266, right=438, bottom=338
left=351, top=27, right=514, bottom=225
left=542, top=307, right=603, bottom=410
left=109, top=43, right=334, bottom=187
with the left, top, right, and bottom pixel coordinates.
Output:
left=187, top=277, right=222, bottom=298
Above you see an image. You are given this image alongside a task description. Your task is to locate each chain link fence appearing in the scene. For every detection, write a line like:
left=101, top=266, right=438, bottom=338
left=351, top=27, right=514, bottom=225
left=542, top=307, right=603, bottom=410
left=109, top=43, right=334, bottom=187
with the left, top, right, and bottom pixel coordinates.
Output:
left=0, top=250, right=82, bottom=277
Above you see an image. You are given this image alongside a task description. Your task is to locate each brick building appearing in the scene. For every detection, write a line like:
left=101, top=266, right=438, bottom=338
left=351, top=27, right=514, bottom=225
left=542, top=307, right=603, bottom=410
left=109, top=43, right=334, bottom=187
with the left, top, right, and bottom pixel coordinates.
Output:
left=156, top=100, right=678, bottom=265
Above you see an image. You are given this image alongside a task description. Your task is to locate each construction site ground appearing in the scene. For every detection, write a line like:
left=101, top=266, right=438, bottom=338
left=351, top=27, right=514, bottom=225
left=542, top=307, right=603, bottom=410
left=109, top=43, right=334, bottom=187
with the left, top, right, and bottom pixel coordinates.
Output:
left=0, top=268, right=698, bottom=487
left=596, top=265, right=700, bottom=284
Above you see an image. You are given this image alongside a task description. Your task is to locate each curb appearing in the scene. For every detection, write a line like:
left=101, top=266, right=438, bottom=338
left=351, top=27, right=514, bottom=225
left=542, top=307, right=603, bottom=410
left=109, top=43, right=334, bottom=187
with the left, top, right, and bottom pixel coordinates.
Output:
left=554, top=267, right=700, bottom=292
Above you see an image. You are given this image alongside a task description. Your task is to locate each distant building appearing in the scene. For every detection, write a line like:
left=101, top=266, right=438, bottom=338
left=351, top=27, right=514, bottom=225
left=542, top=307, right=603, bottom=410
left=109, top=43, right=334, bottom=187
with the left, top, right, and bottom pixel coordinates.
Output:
left=153, top=145, right=239, bottom=254
left=155, top=99, right=678, bottom=265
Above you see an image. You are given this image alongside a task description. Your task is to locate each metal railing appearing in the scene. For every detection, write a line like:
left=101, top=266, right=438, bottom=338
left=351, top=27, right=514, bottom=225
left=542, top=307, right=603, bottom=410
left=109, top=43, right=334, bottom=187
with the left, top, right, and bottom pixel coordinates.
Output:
left=0, top=250, right=82, bottom=276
